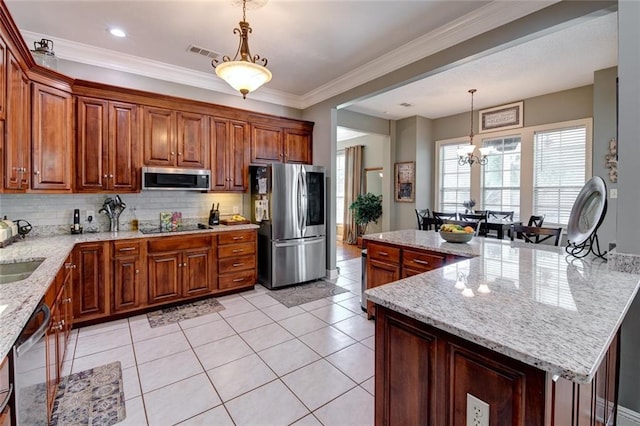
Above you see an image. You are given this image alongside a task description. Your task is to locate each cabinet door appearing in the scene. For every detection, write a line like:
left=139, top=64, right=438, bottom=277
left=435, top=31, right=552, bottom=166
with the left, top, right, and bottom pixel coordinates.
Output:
left=0, top=35, right=6, bottom=119
left=251, top=124, right=282, bottom=163
left=109, top=101, right=139, bottom=191
left=73, top=242, right=109, bottom=321
left=113, top=255, right=142, bottom=312
left=176, top=112, right=207, bottom=169
left=143, top=107, right=175, bottom=166
left=76, top=97, right=109, bottom=191
left=147, top=251, right=182, bottom=304
left=31, top=83, right=73, bottom=191
left=210, top=118, right=230, bottom=190
left=4, top=51, right=30, bottom=190
left=284, top=128, right=312, bottom=164
left=183, top=247, right=215, bottom=297
left=229, top=121, right=249, bottom=191
left=366, top=259, right=400, bottom=318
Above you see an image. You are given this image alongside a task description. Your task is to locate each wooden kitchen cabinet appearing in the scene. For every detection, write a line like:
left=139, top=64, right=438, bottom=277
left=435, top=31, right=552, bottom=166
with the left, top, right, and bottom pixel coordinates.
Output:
left=31, top=82, right=73, bottom=191
left=112, top=239, right=146, bottom=313
left=76, top=97, right=140, bottom=192
left=210, top=117, right=249, bottom=192
left=0, top=354, right=11, bottom=426
left=147, top=234, right=216, bottom=305
left=4, top=49, right=30, bottom=191
left=217, top=230, right=257, bottom=290
left=250, top=123, right=312, bottom=164
left=143, top=107, right=207, bottom=169
left=0, top=35, right=6, bottom=120
left=73, top=242, right=110, bottom=324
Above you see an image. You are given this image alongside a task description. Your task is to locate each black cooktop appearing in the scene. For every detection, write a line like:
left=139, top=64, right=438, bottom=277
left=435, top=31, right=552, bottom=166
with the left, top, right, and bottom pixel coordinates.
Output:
left=139, top=223, right=214, bottom=234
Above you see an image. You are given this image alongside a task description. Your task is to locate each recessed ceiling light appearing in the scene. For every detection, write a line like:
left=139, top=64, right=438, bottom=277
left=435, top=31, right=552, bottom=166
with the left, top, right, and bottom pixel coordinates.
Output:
left=108, top=28, right=126, bottom=38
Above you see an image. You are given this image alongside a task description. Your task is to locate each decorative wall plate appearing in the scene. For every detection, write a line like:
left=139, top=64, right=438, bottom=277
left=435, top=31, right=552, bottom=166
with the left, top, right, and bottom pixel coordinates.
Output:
left=567, top=176, right=607, bottom=246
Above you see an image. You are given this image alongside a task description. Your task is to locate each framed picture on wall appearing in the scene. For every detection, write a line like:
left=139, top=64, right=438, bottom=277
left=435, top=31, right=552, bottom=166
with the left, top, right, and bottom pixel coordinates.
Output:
left=479, top=101, right=524, bottom=133
left=394, top=161, right=415, bottom=202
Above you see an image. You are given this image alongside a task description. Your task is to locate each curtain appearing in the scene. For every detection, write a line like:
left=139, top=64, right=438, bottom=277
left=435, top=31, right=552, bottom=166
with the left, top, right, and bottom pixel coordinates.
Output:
left=342, top=145, right=363, bottom=244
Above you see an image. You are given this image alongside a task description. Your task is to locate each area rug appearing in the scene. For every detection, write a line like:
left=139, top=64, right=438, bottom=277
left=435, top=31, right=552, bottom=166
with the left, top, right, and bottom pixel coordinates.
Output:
left=146, top=297, right=225, bottom=328
left=267, top=280, right=349, bottom=308
left=50, top=361, right=125, bottom=426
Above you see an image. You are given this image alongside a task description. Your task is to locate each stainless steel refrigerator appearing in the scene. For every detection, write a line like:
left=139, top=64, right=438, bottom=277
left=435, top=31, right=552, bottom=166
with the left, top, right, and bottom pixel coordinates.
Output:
left=249, top=163, right=326, bottom=289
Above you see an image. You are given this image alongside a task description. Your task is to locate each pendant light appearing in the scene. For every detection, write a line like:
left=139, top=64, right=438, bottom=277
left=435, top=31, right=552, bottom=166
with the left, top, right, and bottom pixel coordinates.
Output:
left=212, top=0, right=272, bottom=99
left=31, top=39, right=58, bottom=70
left=457, top=89, right=491, bottom=166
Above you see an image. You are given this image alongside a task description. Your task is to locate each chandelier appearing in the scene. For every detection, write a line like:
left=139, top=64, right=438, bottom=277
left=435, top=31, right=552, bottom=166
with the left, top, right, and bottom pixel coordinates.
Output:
left=212, top=0, right=272, bottom=99
left=457, top=89, right=491, bottom=166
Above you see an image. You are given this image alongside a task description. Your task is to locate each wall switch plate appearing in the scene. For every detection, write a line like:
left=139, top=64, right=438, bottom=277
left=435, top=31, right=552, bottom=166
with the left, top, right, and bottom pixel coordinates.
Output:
left=466, top=393, right=489, bottom=426
left=610, top=188, right=618, bottom=199
left=233, top=206, right=239, bottom=214
left=86, top=210, right=95, bottom=221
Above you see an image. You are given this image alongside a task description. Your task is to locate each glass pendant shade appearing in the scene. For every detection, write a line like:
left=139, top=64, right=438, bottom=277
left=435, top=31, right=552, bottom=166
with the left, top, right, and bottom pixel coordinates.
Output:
left=478, top=146, right=492, bottom=157
left=457, top=144, right=476, bottom=157
left=215, top=60, right=272, bottom=98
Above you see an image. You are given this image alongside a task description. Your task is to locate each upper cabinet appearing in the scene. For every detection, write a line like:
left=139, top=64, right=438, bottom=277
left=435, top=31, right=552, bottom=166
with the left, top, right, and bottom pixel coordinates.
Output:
left=3, top=50, right=30, bottom=191
left=143, top=107, right=208, bottom=169
left=31, top=82, right=73, bottom=191
left=76, top=96, right=139, bottom=192
left=210, top=118, right=249, bottom=192
left=250, top=121, right=313, bottom=165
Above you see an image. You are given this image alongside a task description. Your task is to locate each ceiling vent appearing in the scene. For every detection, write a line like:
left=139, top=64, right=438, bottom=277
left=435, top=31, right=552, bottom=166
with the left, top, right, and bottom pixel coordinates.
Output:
left=187, top=44, right=221, bottom=60
left=399, top=102, right=413, bottom=108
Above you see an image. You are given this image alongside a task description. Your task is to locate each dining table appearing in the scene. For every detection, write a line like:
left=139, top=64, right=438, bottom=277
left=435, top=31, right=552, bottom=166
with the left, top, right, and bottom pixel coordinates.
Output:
left=481, top=218, right=522, bottom=239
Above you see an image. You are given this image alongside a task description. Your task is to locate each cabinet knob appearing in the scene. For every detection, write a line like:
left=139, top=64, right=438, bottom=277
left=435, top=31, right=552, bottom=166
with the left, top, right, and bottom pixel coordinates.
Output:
left=171, top=151, right=175, bottom=156
left=64, top=263, right=76, bottom=269
left=63, top=297, right=72, bottom=304
left=109, top=174, right=114, bottom=178
left=104, top=174, right=108, bottom=178
left=135, top=269, right=140, bottom=274
left=177, top=152, right=182, bottom=156
left=33, top=170, right=40, bottom=175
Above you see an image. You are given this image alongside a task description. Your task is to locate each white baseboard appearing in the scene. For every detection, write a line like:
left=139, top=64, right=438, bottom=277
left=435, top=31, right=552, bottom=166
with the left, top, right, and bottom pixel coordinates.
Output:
left=619, top=405, right=640, bottom=425
left=326, top=268, right=339, bottom=280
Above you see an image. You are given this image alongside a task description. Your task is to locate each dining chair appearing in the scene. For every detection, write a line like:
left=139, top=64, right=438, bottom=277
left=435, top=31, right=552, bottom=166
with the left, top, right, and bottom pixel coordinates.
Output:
left=510, top=224, right=563, bottom=246
left=432, top=212, right=458, bottom=228
left=487, top=210, right=515, bottom=221
left=415, top=209, right=430, bottom=230
left=459, top=212, right=488, bottom=236
left=527, top=214, right=545, bottom=227
left=443, top=219, right=481, bottom=235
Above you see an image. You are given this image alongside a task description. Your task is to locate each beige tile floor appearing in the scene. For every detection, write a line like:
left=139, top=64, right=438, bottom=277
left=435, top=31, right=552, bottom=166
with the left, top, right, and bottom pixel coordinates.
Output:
left=61, top=257, right=373, bottom=426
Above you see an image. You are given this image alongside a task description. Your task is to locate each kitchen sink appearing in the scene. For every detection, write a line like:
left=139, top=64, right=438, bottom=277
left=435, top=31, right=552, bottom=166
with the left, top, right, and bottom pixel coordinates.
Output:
left=0, top=259, right=44, bottom=284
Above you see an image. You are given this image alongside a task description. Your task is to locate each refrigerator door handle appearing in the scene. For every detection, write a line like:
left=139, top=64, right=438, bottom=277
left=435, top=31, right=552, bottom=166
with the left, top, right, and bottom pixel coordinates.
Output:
left=301, top=169, right=308, bottom=234
left=273, top=236, right=325, bottom=247
left=297, top=171, right=304, bottom=233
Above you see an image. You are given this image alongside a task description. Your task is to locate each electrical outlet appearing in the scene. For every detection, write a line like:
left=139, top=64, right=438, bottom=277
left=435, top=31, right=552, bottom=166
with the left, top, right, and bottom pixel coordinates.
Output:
left=466, top=393, right=489, bottom=426
left=610, top=188, right=618, bottom=199
left=233, top=206, right=239, bottom=214
left=86, top=210, right=95, bottom=221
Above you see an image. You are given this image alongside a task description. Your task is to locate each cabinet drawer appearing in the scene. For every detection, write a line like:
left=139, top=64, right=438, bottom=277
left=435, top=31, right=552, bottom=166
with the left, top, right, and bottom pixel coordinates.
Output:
left=218, top=242, right=255, bottom=258
left=219, top=254, right=256, bottom=274
left=219, top=270, right=255, bottom=290
left=367, top=243, right=400, bottom=264
left=113, top=240, right=141, bottom=257
left=148, top=235, right=211, bottom=252
left=402, top=249, right=445, bottom=272
left=218, top=230, right=256, bottom=245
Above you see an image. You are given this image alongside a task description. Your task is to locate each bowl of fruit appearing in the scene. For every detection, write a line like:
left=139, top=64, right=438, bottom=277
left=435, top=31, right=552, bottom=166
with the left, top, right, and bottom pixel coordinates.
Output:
left=439, top=223, right=475, bottom=243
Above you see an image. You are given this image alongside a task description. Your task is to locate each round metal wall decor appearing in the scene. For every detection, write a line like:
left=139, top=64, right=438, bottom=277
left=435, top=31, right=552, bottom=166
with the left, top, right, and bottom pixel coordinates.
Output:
left=566, top=176, right=607, bottom=258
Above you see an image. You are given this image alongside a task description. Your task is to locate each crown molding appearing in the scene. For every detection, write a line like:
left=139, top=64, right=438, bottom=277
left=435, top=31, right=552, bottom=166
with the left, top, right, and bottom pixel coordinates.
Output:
left=20, top=1, right=557, bottom=111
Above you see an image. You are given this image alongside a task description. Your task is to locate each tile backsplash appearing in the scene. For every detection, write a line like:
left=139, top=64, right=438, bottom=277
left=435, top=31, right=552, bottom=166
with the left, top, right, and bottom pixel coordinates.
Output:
left=0, top=192, right=244, bottom=236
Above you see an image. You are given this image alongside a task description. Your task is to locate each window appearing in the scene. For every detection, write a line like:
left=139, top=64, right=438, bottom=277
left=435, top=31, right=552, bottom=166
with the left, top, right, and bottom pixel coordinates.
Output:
left=336, top=150, right=345, bottom=224
left=439, top=143, right=470, bottom=213
left=482, top=136, right=521, bottom=219
left=533, top=126, right=587, bottom=226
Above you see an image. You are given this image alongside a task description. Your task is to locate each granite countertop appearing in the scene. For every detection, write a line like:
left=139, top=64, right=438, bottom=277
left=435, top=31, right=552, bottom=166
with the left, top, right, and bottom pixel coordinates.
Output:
left=364, top=230, right=640, bottom=384
left=0, top=224, right=259, bottom=361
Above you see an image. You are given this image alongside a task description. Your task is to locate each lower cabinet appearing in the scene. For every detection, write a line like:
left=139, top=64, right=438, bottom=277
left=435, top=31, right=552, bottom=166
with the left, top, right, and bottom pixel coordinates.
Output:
left=72, top=242, right=110, bottom=323
left=218, top=230, right=256, bottom=291
left=147, top=234, right=216, bottom=305
left=375, top=306, right=619, bottom=426
left=112, top=240, right=146, bottom=313
left=0, top=354, right=11, bottom=426
left=45, top=257, right=74, bottom=417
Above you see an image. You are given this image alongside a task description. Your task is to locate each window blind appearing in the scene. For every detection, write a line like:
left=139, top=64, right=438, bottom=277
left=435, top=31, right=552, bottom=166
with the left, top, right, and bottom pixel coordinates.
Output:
left=439, top=143, right=470, bottom=212
left=481, top=136, right=521, bottom=219
left=533, top=126, right=586, bottom=226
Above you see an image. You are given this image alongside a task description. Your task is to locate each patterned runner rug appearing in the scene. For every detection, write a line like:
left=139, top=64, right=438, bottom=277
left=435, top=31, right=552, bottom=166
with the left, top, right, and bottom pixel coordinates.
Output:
left=50, top=361, right=125, bottom=426
left=267, top=280, right=349, bottom=307
left=146, top=297, right=225, bottom=328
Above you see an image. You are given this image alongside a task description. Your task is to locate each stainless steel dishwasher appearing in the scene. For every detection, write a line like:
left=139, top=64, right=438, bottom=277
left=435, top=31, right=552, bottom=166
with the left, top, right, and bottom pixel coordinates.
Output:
left=13, top=301, right=51, bottom=425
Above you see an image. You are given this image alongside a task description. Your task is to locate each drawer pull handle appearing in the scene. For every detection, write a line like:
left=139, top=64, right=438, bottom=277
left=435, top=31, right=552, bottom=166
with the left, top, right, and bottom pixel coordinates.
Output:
left=232, top=263, right=244, bottom=267
left=232, top=249, right=244, bottom=253
left=232, top=236, right=244, bottom=240
left=232, top=278, right=245, bottom=282
left=413, top=259, right=430, bottom=265
left=62, top=297, right=72, bottom=304
left=378, top=252, right=389, bottom=256
left=119, top=247, right=136, bottom=252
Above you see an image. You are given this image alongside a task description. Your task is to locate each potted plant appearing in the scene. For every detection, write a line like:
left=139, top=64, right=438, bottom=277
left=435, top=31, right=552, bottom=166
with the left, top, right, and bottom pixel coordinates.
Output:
left=349, top=192, right=383, bottom=246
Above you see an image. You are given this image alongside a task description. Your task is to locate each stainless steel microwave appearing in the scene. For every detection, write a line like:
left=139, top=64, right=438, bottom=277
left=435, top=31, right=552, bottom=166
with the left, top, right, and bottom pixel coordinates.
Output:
left=142, top=167, right=211, bottom=191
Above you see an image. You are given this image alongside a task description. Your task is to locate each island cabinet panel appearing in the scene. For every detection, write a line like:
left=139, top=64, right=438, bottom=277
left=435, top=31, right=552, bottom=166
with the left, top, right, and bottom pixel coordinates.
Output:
left=76, top=97, right=139, bottom=192
left=112, top=240, right=146, bottom=313
left=4, top=50, right=30, bottom=191
left=72, top=242, right=110, bottom=322
left=31, top=82, right=73, bottom=191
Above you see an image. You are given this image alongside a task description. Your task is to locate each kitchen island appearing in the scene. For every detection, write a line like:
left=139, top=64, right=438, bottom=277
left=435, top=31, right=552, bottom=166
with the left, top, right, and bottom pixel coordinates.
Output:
left=364, top=230, right=640, bottom=425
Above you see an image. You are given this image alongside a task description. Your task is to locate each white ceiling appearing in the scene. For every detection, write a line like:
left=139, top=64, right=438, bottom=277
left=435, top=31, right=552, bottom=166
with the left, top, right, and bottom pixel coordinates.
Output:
left=6, top=1, right=616, bottom=120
